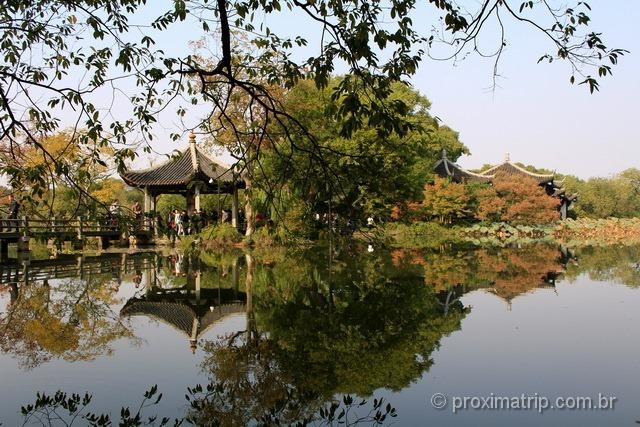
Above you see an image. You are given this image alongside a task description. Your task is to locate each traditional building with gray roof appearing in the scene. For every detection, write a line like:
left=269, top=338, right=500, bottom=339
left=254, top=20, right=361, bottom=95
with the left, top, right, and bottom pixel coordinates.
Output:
left=434, top=151, right=577, bottom=219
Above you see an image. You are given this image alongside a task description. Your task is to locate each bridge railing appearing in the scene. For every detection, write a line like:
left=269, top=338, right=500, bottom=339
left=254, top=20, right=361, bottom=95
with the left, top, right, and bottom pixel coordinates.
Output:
left=131, top=216, right=154, bottom=233
left=0, top=216, right=154, bottom=237
left=0, top=218, right=22, bottom=232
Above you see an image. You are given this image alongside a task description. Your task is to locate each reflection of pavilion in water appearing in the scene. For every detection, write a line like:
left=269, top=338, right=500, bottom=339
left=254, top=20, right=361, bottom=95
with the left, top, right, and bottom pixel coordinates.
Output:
left=433, top=246, right=577, bottom=311
left=120, top=256, right=250, bottom=352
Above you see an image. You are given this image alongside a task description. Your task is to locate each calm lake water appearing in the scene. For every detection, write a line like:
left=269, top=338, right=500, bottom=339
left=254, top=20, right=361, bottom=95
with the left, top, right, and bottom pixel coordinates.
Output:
left=1, top=243, right=640, bottom=426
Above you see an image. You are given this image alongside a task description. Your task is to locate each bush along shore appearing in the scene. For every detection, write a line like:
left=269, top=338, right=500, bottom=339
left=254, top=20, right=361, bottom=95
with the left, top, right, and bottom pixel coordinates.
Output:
left=175, top=223, right=314, bottom=255
left=148, top=218, right=640, bottom=254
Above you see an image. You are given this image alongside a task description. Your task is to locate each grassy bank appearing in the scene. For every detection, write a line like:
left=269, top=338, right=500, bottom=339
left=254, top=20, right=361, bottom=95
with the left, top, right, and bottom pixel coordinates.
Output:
left=177, top=223, right=312, bottom=254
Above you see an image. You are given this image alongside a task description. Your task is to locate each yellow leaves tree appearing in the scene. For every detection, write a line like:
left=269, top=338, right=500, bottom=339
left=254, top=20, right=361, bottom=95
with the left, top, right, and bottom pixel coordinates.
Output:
left=0, top=129, right=121, bottom=218
left=90, top=178, right=126, bottom=205
left=422, top=177, right=471, bottom=224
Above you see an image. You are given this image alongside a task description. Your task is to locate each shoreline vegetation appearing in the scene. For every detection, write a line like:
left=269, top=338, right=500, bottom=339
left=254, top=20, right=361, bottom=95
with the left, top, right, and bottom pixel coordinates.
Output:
left=17, top=217, right=640, bottom=262
left=185, top=217, right=640, bottom=251
left=170, top=217, right=640, bottom=254
left=383, top=217, right=640, bottom=249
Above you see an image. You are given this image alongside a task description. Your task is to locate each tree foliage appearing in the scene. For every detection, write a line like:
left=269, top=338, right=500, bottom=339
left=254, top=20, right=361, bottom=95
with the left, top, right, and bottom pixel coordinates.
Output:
left=564, top=169, right=640, bottom=219
left=0, top=0, right=625, bottom=214
left=475, top=172, right=559, bottom=225
left=421, top=177, right=471, bottom=224
left=256, top=79, right=467, bottom=227
left=0, top=130, right=141, bottom=218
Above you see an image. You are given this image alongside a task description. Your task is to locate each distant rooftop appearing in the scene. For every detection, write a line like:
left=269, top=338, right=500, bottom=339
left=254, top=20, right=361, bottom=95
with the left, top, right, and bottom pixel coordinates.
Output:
left=434, top=151, right=555, bottom=184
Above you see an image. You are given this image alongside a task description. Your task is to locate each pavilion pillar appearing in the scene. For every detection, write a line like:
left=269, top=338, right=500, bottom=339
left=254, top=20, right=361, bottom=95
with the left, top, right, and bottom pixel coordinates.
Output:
left=245, top=253, right=255, bottom=343
left=143, top=187, right=151, bottom=213
left=231, top=183, right=239, bottom=229
left=186, top=192, right=196, bottom=216
left=195, top=271, right=201, bottom=304
left=194, top=186, right=201, bottom=212
left=152, top=195, right=158, bottom=236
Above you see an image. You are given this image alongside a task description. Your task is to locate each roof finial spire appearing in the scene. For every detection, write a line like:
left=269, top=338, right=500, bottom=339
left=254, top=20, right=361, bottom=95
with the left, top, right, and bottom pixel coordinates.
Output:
left=504, top=152, right=510, bottom=162
left=189, top=131, right=196, bottom=145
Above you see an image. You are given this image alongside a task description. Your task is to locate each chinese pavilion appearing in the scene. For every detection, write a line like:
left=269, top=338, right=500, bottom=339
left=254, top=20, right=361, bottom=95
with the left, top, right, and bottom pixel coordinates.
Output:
left=120, top=132, right=246, bottom=227
left=434, top=151, right=576, bottom=219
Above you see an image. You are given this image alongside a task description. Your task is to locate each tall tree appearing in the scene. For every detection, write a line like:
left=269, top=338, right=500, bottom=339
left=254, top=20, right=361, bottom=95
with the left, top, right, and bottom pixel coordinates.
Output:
left=258, top=79, right=467, bottom=227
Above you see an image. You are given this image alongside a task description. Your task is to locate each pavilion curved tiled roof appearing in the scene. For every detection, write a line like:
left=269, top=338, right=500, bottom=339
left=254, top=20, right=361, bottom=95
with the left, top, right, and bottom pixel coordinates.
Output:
left=121, top=300, right=197, bottom=336
left=121, top=133, right=238, bottom=188
left=433, top=154, right=492, bottom=184
left=434, top=151, right=555, bottom=184
left=120, top=283, right=248, bottom=349
left=478, top=157, right=554, bottom=184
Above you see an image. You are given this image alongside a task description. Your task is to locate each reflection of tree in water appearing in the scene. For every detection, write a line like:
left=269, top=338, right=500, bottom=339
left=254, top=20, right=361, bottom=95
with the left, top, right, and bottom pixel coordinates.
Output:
left=191, top=250, right=469, bottom=425
left=0, top=273, right=137, bottom=370
left=565, top=244, right=640, bottom=287
left=395, top=243, right=640, bottom=302
left=7, top=244, right=640, bottom=424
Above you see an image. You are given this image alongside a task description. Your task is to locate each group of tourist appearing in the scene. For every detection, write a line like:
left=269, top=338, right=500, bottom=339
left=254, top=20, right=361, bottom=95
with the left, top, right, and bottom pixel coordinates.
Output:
left=104, top=198, right=246, bottom=237
left=313, top=212, right=377, bottom=234
left=165, top=208, right=234, bottom=236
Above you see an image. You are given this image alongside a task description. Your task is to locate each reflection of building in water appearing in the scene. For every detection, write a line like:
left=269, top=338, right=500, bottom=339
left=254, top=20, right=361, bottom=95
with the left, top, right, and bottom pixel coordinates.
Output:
left=481, top=247, right=575, bottom=308
left=421, top=245, right=577, bottom=308
left=120, top=256, right=249, bottom=353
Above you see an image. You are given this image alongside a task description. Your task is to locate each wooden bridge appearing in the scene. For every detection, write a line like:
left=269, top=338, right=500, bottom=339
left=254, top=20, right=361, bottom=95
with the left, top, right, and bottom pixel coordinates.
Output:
left=0, top=216, right=155, bottom=259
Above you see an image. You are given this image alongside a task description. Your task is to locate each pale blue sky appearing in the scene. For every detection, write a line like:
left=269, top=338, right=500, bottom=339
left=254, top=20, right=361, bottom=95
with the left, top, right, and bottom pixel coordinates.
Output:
left=416, top=1, right=640, bottom=178
left=124, top=1, right=640, bottom=178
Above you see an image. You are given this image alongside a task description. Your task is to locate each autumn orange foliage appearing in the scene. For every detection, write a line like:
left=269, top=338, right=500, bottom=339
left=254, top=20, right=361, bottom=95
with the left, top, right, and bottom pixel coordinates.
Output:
left=475, top=172, right=559, bottom=224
